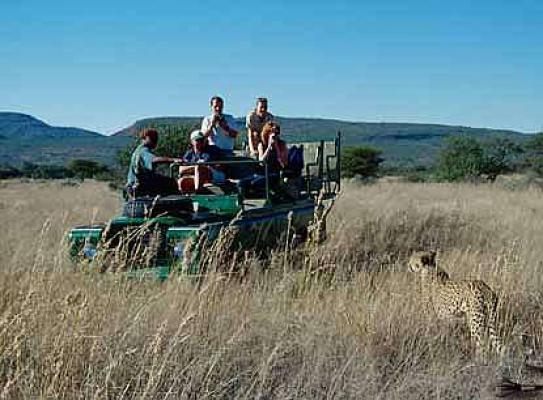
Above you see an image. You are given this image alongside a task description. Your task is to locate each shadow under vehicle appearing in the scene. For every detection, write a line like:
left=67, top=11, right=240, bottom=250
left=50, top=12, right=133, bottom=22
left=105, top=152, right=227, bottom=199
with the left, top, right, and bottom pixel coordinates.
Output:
left=68, top=134, right=342, bottom=279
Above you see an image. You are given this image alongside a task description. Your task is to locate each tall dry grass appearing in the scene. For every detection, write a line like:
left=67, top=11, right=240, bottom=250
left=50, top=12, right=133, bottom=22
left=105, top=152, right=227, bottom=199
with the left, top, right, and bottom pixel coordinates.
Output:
left=1, top=179, right=543, bottom=399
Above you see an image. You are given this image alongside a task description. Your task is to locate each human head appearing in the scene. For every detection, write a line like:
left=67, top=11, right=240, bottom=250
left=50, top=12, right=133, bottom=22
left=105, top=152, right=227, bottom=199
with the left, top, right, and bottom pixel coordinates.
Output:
left=261, top=122, right=280, bottom=146
left=190, top=130, right=206, bottom=152
left=256, top=97, right=268, bottom=116
left=210, top=96, right=224, bottom=115
left=140, top=128, right=159, bottom=149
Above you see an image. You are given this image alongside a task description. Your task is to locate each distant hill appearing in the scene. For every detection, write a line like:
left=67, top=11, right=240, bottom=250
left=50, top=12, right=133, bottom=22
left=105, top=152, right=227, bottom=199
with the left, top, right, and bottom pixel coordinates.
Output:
left=114, top=115, right=530, bottom=167
left=114, top=116, right=202, bottom=137
left=0, top=112, right=131, bottom=166
left=0, top=112, right=532, bottom=168
left=0, top=112, right=102, bottom=138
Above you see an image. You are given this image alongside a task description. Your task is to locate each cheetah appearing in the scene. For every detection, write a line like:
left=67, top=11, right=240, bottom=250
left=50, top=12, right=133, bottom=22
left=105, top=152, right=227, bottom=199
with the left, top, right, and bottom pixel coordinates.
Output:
left=408, top=251, right=502, bottom=361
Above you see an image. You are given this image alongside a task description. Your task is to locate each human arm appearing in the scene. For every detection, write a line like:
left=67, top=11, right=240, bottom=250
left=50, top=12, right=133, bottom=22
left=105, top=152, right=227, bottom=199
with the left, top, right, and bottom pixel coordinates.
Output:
left=276, top=141, right=288, bottom=169
left=246, top=115, right=258, bottom=155
left=247, top=128, right=259, bottom=156
left=201, top=116, right=217, bottom=138
left=152, top=156, right=181, bottom=164
left=219, top=115, right=239, bottom=138
left=258, top=137, right=275, bottom=162
left=140, top=148, right=181, bottom=170
left=257, top=142, right=267, bottom=161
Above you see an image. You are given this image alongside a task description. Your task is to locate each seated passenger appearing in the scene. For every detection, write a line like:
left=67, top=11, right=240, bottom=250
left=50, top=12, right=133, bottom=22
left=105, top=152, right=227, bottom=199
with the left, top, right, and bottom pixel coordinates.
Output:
left=178, top=130, right=225, bottom=193
left=126, top=128, right=180, bottom=197
left=258, top=122, right=288, bottom=174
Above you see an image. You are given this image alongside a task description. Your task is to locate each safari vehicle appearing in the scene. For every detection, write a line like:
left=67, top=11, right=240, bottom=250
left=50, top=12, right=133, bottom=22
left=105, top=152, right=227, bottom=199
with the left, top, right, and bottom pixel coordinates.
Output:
left=68, top=133, right=341, bottom=279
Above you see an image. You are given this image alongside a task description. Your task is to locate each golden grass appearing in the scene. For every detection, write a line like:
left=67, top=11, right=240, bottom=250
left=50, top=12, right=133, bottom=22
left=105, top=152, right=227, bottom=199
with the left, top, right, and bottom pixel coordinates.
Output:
left=1, top=179, right=543, bottom=398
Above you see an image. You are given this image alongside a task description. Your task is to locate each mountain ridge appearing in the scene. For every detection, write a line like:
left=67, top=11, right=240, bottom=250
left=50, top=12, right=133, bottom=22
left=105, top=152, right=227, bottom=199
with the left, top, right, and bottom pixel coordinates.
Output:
left=0, top=112, right=103, bottom=139
left=113, top=115, right=529, bottom=138
left=0, top=112, right=130, bottom=166
left=0, top=112, right=533, bottom=167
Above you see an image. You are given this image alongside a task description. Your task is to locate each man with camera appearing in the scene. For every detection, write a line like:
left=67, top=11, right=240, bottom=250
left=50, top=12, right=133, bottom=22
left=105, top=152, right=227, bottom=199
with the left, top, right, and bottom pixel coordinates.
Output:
left=201, top=96, right=239, bottom=157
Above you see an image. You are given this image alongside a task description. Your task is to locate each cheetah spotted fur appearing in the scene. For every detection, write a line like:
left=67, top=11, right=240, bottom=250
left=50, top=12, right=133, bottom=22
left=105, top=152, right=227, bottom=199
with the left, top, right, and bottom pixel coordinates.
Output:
left=408, top=251, right=502, bottom=360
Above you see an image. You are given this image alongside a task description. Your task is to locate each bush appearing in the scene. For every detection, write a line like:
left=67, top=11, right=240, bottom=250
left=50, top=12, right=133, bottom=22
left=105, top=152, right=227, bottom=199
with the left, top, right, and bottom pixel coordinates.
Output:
left=436, top=135, right=522, bottom=182
left=20, top=162, right=73, bottom=179
left=521, top=132, right=543, bottom=175
left=341, top=146, right=383, bottom=178
left=0, top=164, right=22, bottom=179
left=67, top=159, right=110, bottom=180
left=117, top=124, right=192, bottom=172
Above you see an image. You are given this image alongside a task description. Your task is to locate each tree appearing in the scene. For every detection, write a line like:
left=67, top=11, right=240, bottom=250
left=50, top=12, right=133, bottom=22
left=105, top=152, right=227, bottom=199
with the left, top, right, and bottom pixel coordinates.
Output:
left=436, top=135, right=522, bottom=182
left=0, top=164, right=22, bottom=179
left=481, top=136, right=523, bottom=180
left=521, top=132, right=543, bottom=175
left=19, top=162, right=73, bottom=179
left=342, top=146, right=383, bottom=178
left=67, top=159, right=109, bottom=179
left=117, top=124, right=192, bottom=172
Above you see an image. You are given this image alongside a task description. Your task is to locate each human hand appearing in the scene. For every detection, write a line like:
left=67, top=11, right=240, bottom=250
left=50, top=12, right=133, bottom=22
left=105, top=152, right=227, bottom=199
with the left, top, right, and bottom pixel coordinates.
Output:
left=218, top=117, right=229, bottom=130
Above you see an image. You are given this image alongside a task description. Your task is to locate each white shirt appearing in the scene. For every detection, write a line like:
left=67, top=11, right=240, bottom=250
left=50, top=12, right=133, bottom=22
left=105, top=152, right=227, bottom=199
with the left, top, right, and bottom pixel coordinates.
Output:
left=201, top=114, right=238, bottom=151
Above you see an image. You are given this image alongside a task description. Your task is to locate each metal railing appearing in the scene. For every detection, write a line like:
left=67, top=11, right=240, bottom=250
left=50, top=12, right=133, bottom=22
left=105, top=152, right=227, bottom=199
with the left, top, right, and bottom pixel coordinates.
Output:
left=167, top=131, right=341, bottom=202
left=169, top=159, right=271, bottom=204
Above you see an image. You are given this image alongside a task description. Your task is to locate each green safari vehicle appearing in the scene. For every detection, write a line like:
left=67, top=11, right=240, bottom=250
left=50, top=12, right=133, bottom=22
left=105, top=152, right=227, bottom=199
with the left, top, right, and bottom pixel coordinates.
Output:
left=68, top=134, right=341, bottom=279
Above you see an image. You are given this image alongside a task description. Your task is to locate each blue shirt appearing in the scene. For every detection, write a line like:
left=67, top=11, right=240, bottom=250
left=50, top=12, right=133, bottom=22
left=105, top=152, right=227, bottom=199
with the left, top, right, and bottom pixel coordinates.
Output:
left=127, top=144, right=154, bottom=185
left=182, top=145, right=221, bottom=163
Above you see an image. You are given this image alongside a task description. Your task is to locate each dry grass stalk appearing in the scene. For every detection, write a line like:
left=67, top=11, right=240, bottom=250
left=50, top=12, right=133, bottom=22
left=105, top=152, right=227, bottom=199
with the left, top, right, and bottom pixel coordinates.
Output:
left=1, top=180, right=543, bottom=398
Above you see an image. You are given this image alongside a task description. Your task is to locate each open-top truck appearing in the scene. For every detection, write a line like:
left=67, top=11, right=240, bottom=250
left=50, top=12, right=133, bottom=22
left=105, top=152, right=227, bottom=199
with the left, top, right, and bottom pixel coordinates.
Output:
left=68, top=134, right=341, bottom=279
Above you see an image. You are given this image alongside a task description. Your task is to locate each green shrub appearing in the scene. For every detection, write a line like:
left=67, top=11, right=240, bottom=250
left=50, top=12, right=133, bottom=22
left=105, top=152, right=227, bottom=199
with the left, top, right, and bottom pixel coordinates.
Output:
left=20, top=162, right=73, bottom=179
left=436, top=135, right=522, bottom=182
left=342, top=146, right=383, bottom=178
left=117, top=124, right=192, bottom=172
left=521, top=132, right=543, bottom=175
left=67, top=159, right=110, bottom=179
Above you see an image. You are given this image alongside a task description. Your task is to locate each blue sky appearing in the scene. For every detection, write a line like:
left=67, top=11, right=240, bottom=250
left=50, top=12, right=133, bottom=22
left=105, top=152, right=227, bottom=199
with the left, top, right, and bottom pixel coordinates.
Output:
left=1, top=0, right=542, bottom=134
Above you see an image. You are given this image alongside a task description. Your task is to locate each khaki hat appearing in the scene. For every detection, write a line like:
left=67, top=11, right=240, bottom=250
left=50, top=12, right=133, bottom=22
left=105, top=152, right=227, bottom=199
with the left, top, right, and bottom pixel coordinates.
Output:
left=190, top=130, right=205, bottom=141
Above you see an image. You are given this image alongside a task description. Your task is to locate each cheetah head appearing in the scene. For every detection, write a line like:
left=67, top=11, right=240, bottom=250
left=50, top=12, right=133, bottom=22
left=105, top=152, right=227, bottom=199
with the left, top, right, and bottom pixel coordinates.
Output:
left=408, top=251, right=437, bottom=275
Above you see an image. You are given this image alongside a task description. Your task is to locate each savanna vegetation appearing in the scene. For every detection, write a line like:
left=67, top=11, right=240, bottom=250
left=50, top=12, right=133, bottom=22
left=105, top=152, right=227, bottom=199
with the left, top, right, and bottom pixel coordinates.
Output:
left=2, top=179, right=543, bottom=398
left=0, top=160, right=114, bottom=181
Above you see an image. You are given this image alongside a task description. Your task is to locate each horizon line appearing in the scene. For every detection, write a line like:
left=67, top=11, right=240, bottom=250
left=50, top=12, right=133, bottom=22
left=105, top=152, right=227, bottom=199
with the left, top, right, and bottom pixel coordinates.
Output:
left=0, top=110, right=538, bottom=136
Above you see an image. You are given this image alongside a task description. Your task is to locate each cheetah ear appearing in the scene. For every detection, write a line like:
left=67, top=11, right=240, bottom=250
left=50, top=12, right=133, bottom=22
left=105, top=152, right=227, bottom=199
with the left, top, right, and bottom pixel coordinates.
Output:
left=420, top=251, right=436, bottom=267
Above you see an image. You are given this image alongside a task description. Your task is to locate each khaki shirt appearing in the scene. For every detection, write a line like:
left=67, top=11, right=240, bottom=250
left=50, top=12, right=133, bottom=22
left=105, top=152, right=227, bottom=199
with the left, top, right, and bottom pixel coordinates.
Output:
left=246, top=111, right=274, bottom=134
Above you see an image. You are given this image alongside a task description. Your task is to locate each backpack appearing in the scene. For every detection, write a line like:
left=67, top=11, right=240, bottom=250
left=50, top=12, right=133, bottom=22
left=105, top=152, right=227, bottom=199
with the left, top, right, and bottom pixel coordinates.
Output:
left=287, top=145, right=304, bottom=176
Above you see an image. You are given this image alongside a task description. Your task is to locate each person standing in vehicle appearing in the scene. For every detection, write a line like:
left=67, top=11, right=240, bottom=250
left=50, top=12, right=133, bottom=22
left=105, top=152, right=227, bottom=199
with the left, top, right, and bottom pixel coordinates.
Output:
left=126, top=128, right=180, bottom=197
left=201, top=96, right=239, bottom=157
left=246, top=97, right=274, bottom=157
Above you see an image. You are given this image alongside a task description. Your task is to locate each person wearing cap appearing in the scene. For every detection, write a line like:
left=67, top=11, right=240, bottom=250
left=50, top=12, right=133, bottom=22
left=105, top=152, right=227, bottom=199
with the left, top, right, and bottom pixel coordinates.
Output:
left=201, top=96, right=239, bottom=156
left=178, top=130, right=224, bottom=192
left=246, top=97, right=274, bottom=157
left=126, top=128, right=181, bottom=197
